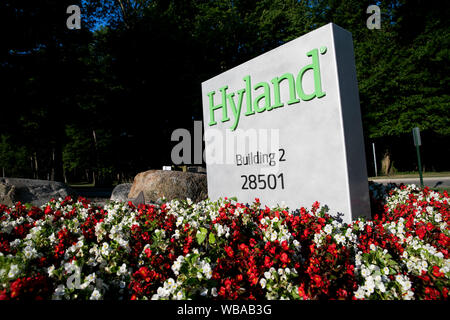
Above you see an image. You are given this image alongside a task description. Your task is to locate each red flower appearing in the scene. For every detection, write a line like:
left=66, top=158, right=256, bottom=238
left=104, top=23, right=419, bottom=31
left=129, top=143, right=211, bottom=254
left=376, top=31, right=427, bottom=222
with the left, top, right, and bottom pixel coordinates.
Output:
left=416, top=226, right=426, bottom=239
left=432, top=266, right=444, bottom=277
left=312, top=274, right=323, bottom=288
left=225, top=246, right=234, bottom=258
left=264, top=256, right=273, bottom=268
left=44, top=206, right=52, bottom=215
left=0, top=290, right=8, bottom=300
left=298, top=284, right=307, bottom=299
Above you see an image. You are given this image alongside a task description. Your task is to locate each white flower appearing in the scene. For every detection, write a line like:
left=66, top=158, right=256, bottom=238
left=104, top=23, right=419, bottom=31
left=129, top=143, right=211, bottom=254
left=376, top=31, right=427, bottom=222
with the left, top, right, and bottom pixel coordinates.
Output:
left=8, top=264, right=19, bottom=279
left=354, top=288, right=365, bottom=299
left=270, top=231, right=278, bottom=241
left=365, top=276, right=375, bottom=289
left=200, top=288, right=208, bottom=297
left=90, top=289, right=102, bottom=300
left=334, top=234, right=346, bottom=245
left=101, top=242, right=110, bottom=256
left=383, top=267, right=390, bottom=275
left=211, top=287, right=218, bottom=297
left=117, top=263, right=127, bottom=275
left=202, top=263, right=212, bottom=279
left=9, top=239, right=21, bottom=248
left=404, top=290, right=414, bottom=300
left=361, top=268, right=370, bottom=278
left=324, top=224, right=332, bottom=235
left=172, top=229, right=180, bottom=240
left=260, top=278, right=266, bottom=289
left=313, top=233, right=323, bottom=246
left=53, top=285, right=66, bottom=297
left=86, top=273, right=96, bottom=284
left=47, top=265, right=55, bottom=277
left=421, top=261, right=428, bottom=270
left=345, top=228, right=353, bottom=238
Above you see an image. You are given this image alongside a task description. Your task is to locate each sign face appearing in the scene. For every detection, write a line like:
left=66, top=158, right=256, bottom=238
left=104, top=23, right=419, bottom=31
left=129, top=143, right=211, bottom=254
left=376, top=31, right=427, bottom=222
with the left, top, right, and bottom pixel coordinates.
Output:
left=201, top=23, right=370, bottom=224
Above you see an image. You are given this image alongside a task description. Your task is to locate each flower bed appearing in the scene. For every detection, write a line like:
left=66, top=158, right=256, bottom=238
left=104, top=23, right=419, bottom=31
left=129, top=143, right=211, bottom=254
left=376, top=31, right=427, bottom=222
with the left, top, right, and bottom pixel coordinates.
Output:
left=0, top=183, right=448, bottom=300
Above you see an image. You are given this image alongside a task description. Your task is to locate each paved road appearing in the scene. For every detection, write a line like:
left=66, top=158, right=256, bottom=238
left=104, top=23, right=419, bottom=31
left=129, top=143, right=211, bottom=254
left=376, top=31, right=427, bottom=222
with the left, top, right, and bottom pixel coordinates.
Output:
left=369, top=177, right=450, bottom=188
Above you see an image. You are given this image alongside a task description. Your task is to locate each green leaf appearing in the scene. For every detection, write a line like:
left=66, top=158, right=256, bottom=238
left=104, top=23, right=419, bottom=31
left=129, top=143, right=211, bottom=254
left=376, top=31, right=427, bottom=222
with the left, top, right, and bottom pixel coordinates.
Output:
left=209, top=232, right=216, bottom=245
left=196, top=227, right=208, bottom=244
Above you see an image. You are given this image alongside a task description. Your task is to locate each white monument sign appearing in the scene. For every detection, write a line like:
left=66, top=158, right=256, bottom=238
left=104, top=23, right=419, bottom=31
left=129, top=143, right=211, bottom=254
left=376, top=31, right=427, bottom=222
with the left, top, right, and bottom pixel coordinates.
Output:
left=201, top=23, right=370, bottom=223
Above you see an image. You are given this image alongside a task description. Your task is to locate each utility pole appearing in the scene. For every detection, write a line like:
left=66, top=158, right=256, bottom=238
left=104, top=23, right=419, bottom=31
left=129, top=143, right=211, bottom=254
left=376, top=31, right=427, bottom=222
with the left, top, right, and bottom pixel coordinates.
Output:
left=372, top=142, right=377, bottom=177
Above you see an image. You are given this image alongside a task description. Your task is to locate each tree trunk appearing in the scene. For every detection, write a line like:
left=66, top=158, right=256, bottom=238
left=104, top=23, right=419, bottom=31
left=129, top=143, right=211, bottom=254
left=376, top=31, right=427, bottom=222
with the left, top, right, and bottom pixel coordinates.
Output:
left=34, top=152, right=39, bottom=179
left=51, top=148, right=55, bottom=181
left=92, top=129, right=99, bottom=187
left=53, top=141, right=64, bottom=182
left=63, top=166, right=68, bottom=184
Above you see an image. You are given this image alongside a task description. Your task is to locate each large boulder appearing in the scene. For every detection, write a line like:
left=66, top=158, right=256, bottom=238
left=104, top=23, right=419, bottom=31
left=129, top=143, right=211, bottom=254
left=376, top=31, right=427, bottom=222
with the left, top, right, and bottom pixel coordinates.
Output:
left=128, top=170, right=207, bottom=203
left=110, top=183, right=132, bottom=202
left=0, top=178, right=78, bottom=207
left=0, top=182, right=16, bottom=207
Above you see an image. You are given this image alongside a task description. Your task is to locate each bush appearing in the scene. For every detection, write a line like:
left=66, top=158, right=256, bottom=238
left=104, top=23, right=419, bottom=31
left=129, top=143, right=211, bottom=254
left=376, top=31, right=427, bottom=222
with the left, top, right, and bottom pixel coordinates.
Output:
left=0, top=183, right=448, bottom=300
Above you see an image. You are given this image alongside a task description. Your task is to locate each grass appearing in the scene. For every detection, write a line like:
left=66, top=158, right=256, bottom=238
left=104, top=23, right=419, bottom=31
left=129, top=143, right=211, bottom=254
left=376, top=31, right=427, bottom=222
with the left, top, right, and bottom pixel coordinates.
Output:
left=431, top=187, right=450, bottom=194
left=369, top=171, right=450, bottom=179
left=68, top=182, right=95, bottom=188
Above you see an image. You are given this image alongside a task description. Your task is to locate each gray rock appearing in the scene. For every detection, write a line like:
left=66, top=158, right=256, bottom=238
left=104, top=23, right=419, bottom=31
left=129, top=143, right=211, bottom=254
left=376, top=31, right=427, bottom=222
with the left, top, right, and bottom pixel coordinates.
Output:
left=110, top=183, right=132, bottom=202
left=128, top=170, right=208, bottom=203
left=0, top=182, right=16, bottom=207
left=0, top=177, right=78, bottom=207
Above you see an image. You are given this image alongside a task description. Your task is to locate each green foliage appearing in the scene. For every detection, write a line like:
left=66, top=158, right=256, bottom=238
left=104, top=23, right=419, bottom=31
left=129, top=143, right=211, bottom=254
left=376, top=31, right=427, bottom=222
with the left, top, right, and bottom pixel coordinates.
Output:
left=0, top=135, right=29, bottom=177
left=1, top=0, right=448, bottom=180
